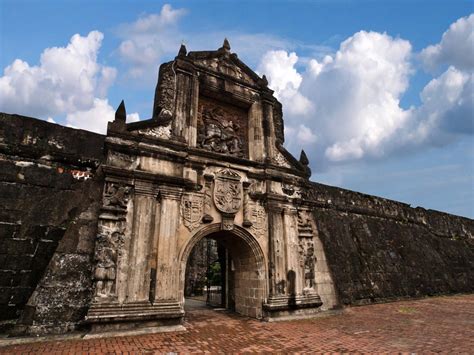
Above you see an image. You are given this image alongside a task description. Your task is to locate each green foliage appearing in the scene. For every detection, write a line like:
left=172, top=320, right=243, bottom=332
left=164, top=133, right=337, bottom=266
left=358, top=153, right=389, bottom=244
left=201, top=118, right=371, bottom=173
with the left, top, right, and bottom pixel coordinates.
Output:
left=208, top=262, right=222, bottom=285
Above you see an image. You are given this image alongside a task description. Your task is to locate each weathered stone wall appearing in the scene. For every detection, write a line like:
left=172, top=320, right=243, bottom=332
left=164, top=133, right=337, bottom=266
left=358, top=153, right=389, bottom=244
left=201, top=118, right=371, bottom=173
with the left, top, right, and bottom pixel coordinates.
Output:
left=308, top=182, right=474, bottom=306
left=0, top=113, right=105, bottom=334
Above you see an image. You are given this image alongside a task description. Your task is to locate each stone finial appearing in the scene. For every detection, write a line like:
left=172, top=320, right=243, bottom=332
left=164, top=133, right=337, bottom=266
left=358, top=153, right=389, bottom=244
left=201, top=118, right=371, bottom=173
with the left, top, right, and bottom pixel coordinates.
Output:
left=178, top=43, right=187, bottom=57
left=261, top=74, right=268, bottom=86
left=115, top=100, right=126, bottom=123
left=299, top=150, right=309, bottom=166
left=221, top=38, right=231, bottom=51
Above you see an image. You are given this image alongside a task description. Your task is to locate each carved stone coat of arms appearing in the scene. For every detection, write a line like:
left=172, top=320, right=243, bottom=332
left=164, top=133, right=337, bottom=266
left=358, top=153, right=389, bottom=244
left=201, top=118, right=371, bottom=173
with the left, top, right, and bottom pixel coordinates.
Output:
left=213, top=169, right=242, bottom=214
left=181, top=194, right=204, bottom=231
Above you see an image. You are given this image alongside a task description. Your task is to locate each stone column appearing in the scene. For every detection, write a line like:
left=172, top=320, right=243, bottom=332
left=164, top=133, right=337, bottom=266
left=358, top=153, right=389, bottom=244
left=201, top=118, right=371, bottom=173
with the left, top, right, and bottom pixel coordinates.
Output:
left=172, top=68, right=193, bottom=142
left=262, top=99, right=276, bottom=161
left=267, top=201, right=287, bottom=296
left=283, top=207, right=301, bottom=296
left=188, top=73, right=200, bottom=146
left=248, top=100, right=265, bottom=161
left=125, top=180, right=158, bottom=303
left=154, top=186, right=183, bottom=301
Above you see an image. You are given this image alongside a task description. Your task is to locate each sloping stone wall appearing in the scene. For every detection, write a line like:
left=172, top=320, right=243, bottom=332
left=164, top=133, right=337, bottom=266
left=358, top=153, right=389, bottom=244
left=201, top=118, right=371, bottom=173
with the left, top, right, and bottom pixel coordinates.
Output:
left=309, top=182, right=474, bottom=305
left=0, top=114, right=105, bottom=334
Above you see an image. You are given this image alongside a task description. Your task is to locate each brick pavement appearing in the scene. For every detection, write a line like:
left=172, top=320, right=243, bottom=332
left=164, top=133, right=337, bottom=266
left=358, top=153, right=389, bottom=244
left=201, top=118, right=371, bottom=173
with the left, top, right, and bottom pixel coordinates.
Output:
left=1, top=294, right=473, bottom=353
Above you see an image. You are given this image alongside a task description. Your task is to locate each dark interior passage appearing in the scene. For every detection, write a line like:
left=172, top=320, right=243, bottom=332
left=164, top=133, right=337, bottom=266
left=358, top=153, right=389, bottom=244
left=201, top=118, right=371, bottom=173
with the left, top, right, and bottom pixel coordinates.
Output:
left=184, top=231, right=264, bottom=318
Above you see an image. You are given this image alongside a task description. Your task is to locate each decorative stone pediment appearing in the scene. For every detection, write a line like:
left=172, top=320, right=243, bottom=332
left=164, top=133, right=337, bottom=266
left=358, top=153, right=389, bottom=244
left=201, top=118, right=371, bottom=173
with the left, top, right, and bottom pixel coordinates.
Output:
left=194, top=57, right=256, bottom=85
left=187, top=39, right=266, bottom=88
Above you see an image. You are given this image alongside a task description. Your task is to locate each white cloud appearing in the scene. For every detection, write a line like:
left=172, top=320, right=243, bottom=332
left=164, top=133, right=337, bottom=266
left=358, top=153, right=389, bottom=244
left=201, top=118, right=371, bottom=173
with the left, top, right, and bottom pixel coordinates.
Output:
left=257, top=50, right=313, bottom=116
left=117, top=4, right=187, bottom=79
left=65, top=98, right=115, bottom=134
left=0, top=31, right=116, bottom=119
left=115, top=5, right=301, bottom=83
left=127, top=112, right=141, bottom=123
left=261, top=31, right=413, bottom=163
left=262, top=15, right=473, bottom=168
left=65, top=99, right=141, bottom=134
left=413, top=66, right=473, bottom=142
left=420, top=14, right=474, bottom=72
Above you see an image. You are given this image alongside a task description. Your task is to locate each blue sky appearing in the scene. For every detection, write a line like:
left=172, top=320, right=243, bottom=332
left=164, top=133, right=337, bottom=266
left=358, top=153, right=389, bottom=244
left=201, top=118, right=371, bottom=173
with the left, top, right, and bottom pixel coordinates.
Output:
left=1, top=0, right=473, bottom=217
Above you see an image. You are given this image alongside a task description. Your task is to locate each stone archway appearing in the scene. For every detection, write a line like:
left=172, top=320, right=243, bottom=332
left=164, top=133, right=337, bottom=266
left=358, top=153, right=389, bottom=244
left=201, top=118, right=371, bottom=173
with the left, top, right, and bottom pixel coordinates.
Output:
left=178, top=224, right=267, bottom=319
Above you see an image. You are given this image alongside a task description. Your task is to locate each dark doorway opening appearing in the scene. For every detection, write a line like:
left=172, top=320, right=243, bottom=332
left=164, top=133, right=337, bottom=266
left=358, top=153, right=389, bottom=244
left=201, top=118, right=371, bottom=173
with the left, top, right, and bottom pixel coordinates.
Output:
left=184, top=230, right=264, bottom=318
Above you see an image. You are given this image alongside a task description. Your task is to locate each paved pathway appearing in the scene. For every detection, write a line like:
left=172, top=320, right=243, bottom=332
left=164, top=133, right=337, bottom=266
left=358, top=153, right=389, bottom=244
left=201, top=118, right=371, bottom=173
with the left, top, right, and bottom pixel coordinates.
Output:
left=1, top=294, right=473, bottom=353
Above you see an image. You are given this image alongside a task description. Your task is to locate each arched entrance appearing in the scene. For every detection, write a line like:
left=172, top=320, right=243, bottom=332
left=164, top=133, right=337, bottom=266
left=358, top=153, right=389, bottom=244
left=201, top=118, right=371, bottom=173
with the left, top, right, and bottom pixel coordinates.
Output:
left=179, top=224, right=267, bottom=319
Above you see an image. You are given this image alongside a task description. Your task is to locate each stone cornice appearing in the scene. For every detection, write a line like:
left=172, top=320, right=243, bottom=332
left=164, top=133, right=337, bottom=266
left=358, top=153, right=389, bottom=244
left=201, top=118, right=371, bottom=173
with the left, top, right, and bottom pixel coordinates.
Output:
left=102, top=165, right=197, bottom=191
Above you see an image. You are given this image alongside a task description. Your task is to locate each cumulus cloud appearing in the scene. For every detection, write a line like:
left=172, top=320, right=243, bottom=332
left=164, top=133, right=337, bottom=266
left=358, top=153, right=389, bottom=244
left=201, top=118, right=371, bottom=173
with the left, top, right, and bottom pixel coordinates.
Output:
left=260, top=31, right=413, bottom=164
left=66, top=98, right=115, bottom=133
left=117, top=4, right=187, bottom=79
left=257, top=51, right=313, bottom=116
left=420, top=14, right=474, bottom=72
left=0, top=30, right=141, bottom=134
left=261, top=15, right=473, bottom=168
left=413, top=67, right=473, bottom=142
left=0, top=31, right=116, bottom=120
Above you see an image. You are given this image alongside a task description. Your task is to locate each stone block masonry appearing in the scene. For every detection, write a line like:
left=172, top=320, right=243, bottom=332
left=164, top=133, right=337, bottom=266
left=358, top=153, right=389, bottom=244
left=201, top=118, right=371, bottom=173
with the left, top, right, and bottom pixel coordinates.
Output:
left=308, top=182, right=474, bottom=305
left=0, top=113, right=105, bottom=334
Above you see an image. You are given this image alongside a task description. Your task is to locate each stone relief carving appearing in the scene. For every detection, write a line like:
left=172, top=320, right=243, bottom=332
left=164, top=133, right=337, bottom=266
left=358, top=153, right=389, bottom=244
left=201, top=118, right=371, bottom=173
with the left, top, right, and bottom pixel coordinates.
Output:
left=297, top=210, right=313, bottom=238
left=250, top=203, right=267, bottom=238
left=155, top=62, right=175, bottom=115
left=282, top=183, right=295, bottom=196
left=272, top=150, right=292, bottom=168
left=103, top=183, right=131, bottom=210
left=181, top=194, right=204, bottom=231
left=93, top=181, right=132, bottom=301
left=196, top=58, right=253, bottom=83
left=138, top=123, right=172, bottom=140
left=213, top=169, right=242, bottom=214
left=94, top=228, right=124, bottom=299
left=299, top=239, right=316, bottom=293
left=197, top=96, right=247, bottom=157
left=297, top=209, right=317, bottom=294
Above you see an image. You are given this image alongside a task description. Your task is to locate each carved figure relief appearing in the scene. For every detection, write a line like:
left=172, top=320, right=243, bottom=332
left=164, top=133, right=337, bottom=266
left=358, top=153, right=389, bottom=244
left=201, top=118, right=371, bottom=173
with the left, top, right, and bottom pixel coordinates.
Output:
left=94, top=229, right=124, bottom=298
left=181, top=194, right=204, bottom=231
left=103, top=183, right=131, bottom=210
left=197, top=96, right=247, bottom=157
left=299, top=239, right=316, bottom=292
left=297, top=209, right=317, bottom=293
left=213, top=169, right=242, bottom=214
left=93, top=182, right=132, bottom=301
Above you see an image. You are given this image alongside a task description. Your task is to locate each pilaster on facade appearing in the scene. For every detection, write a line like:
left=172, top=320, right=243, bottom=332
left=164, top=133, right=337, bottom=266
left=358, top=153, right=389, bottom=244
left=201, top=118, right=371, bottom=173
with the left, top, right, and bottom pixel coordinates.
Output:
left=158, top=185, right=183, bottom=201
left=134, top=180, right=159, bottom=197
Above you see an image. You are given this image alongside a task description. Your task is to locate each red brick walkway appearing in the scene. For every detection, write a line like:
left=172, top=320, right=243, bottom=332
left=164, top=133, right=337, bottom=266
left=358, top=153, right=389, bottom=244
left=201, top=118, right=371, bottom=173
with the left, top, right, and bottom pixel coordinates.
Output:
left=1, top=294, right=473, bottom=353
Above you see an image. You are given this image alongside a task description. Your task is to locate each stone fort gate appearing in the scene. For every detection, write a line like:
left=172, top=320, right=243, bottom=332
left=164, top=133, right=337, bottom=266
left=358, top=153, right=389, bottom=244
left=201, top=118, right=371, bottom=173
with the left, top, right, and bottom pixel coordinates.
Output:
left=85, top=40, right=338, bottom=331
